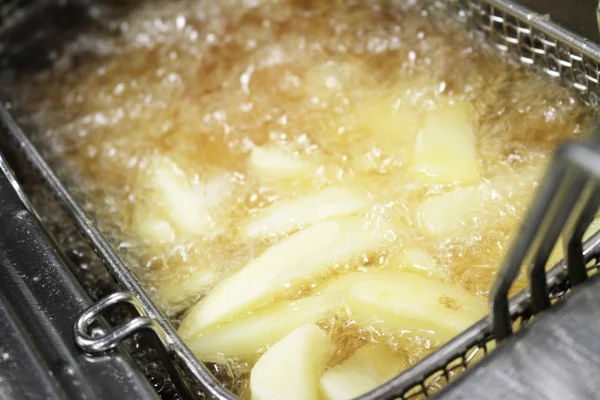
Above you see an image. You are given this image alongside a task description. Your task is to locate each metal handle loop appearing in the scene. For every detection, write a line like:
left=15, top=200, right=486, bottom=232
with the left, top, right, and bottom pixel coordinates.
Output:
left=74, top=291, right=166, bottom=354
left=76, top=315, right=155, bottom=353
left=74, top=291, right=196, bottom=398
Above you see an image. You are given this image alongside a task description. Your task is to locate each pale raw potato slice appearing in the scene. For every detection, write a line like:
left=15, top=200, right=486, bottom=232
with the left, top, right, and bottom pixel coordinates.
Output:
left=250, top=323, right=334, bottom=400
left=348, top=278, right=485, bottom=343
left=135, top=218, right=176, bottom=244
left=185, top=295, right=340, bottom=360
left=157, top=267, right=217, bottom=312
left=242, top=186, right=369, bottom=237
left=390, top=247, right=440, bottom=275
left=402, top=248, right=438, bottom=273
left=320, top=344, right=406, bottom=400
left=416, top=162, right=545, bottom=238
left=151, top=158, right=214, bottom=236
left=179, top=216, right=388, bottom=336
left=322, top=270, right=487, bottom=343
left=411, top=100, right=479, bottom=185
left=416, top=184, right=487, bottom=238
left=354, top=96, right=422, bottom=149
left=249, top=146, right=316, bottom=183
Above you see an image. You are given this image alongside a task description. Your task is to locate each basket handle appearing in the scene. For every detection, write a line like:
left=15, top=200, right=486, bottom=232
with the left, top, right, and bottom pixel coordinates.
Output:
left=74, top=291, right=195, bottom=399
left=490, top=128, right=600, bottom=341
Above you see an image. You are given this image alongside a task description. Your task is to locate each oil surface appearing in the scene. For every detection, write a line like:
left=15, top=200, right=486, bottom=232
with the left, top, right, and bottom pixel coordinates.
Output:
left=10, top=0, right=594, bottom=397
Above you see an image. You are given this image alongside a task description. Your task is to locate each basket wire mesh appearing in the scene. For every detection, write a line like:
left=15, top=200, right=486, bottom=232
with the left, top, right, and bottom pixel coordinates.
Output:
left=2, top=0, right=600, bottom=399
left=359, top=139, right=600, bottom=400
left=432, top=0, right=600, bottom=104
left=358, top=1, right=600, bottom=398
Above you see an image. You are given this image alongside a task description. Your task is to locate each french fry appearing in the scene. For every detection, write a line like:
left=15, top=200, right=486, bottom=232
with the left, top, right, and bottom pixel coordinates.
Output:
left=320, top=343, right=407, bottom=400
left=157, top=267, right=217, bottom=312
left=186, top=295, right=339, bottom=360
left=241, top=186, right=369, bottom=237
left=354, top=96, right=422, bottom=149
left=138, top=158, right=233, bottom=240
left=393, top=247, right=441, bottom=276
left=248, top=146, right=316, bottom=183
left=410, top=101, right=480, bottom=185
left=322, top=270, right=487, bottom=343
left=250, top=324, right=334, bottom=400
left=416, top=183, right=487, bottom=238
left=150, top=158, right=214, bottom=236
left=185, top=269, right=485, bottom=361
left=135, top=218, right=176, bottom=244
left=178, top=216, right=388, bottom=336
left=416, top=163, right=545, bottom=238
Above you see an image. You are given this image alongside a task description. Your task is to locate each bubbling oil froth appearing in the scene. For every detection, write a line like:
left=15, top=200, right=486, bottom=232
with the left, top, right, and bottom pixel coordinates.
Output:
left=11, top=0, right=594, bottom=396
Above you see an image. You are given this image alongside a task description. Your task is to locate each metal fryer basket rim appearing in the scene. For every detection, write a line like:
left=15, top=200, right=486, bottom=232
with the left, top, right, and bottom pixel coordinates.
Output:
left=3, top=0, right=600, bottom=398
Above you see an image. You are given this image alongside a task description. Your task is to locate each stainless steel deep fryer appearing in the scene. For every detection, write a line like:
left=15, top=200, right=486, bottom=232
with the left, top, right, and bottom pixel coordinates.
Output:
left=3, top=0, right=600, bottom=399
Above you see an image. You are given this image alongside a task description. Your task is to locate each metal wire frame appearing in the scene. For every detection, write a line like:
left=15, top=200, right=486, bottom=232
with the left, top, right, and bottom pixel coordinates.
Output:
left=491, top=138, right=600, bottom=339
left=2, top=0, right=600, bottom=399
left=0, top=106, right=237, bottom=400
left=353, top=0, right=600, bottom=398
left=357, top=132, right=600, bottom=400
left=430, top=0, right=600, bottom=105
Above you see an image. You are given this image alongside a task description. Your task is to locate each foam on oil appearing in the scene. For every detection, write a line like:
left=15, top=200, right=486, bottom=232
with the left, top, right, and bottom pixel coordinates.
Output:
left=11, top=0, right=595, bottom=396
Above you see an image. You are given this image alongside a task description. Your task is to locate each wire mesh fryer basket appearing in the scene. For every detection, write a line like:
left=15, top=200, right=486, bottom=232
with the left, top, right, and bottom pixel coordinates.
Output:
left=431, top=0, right=600, bottom=102
left=359, top=137, right=600, bottom=400
left=2, top=0, right=600, bottom=399
left=354, top=1, right=600, bottom=398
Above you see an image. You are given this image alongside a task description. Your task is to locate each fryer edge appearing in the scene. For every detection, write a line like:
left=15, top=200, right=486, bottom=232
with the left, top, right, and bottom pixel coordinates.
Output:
left=2, top=0, right=600, bottom=399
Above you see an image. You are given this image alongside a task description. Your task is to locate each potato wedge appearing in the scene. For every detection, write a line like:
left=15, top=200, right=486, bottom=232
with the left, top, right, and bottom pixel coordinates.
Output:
left=185, top=269, right=484, bottom=360
left=416, top=184, right=487, bottom=238
left=411, top=101, right=479, bottom=185
left=139, top=158, right=234, bottom=240
left=393, top=247, right=441, bottom=275
left=416, top=163, right=545, bottom=238
left=354, top=97, right=422, bottom=149
left=135, top=218, right=176, bottom=244
left=186, top=295, right=340, bottom=360
left=248, top=146, right=316, bottom=183
left=157, top=267, right=217, bottom=312
left=347, top=280, right=483, bottom=343
left=151, top=158, right=214, bottom=236
left=250, top=323, right=334, bottom=400
left=320, top=344, right=406, bottom=400
left=323, top=270, right=487, bottom=343
left=241, top=186, right=369, bottom=237
left=179, top=216, right=388, bottom=336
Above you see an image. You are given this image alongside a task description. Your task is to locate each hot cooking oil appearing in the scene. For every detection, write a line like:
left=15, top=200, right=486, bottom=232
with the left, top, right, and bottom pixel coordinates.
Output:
left=9, top=0, right=595, bottom=398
